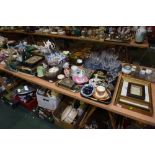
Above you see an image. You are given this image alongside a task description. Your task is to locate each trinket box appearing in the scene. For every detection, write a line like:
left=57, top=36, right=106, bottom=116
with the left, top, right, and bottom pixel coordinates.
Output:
left=57, top=78, right=75, bottom=89
left=23, top=55, right=44, bottom=67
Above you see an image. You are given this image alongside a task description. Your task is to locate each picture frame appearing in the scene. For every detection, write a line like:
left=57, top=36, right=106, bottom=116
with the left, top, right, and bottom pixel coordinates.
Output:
left=115, top=75, right=153, bottom=116
left=127, top=82, right=145, bottom=100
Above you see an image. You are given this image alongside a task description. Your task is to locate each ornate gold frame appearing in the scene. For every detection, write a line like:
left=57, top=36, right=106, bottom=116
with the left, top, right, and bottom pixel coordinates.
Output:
left=116, top=75, right=153, bottom=115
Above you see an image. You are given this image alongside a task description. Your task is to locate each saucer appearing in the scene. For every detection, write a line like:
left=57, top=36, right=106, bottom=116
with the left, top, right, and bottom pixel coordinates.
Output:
left=57, top=74, right=65, bottom=80
left=51, top=32, right=58, bottom=35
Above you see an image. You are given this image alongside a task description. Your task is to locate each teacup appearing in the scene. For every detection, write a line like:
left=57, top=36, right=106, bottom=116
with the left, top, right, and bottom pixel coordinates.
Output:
left=93, top=86, right=110, bottom=100
left=140, top=69, right=146, bottom=75
left=96, top=86, right=105, bottom=95
left=131, top=65, right=137, bottom=72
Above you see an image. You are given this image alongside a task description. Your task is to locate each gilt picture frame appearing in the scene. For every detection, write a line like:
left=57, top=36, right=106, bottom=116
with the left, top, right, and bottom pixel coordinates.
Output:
left=115, top=75, right=153, bottom=116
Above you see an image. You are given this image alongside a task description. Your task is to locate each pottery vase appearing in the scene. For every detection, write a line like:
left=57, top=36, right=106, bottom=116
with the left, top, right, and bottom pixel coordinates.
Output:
left=135, top=26, right=147, bottom=43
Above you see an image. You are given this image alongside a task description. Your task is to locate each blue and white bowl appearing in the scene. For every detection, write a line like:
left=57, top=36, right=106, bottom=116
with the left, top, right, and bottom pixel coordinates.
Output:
left=122, top=64, right=132, bottom=74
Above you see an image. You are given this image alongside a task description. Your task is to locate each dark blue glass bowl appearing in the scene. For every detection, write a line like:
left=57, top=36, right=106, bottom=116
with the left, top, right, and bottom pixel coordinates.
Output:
left=81, top=84, right=95, bottom=97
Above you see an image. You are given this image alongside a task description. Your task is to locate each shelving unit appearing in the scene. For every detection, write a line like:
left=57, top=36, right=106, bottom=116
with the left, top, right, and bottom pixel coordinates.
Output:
left=0, top=30, right=149, bottom=48
left=0, top=29, right=154, bottom=128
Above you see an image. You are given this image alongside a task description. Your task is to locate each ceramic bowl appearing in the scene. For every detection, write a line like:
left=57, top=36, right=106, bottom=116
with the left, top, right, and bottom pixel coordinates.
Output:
left=45, top=66, right=61, bottom=79
left=81, top=84, right=95, bottom=97
left=140, top=69, right=146, bottom=75
left=131, top=65, right=137, bottom=72
left=122, top=64, right=132, bottom=74
left=43, top=29, right=50, bottom=33
left=72, top=73, right=88, bottom=85
left=146, top=69, right=152, bottom=75
left=58, top=31, right=66, bottom=35
left=57, top=74, right=65, bottom=80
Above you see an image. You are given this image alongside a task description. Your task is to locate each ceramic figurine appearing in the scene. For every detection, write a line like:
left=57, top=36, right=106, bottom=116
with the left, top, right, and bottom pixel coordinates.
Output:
left=63, top=62, right=70, bottom=78
left=87, top=29, right=93, bottom=37
left=89, top=74, right=101, bottom=87
left=109, top=27, right=113, bottom=33
left=125, top=27, right=131, bottom=35
left=63, top=51, right=70, bottom=56
left=117, top=27, right=122, bottom=34
left=43, top=40, right=55, bottom=51
left=120, top=27, right=126, bottom=39
left=71, top=65, right=79, bottom=76
left=81, top=29, right=86, bottom=38
left=62, top=62, right=69, bottom=77
left=94, top=29, right=99, bottom=36
left=37, top=66, right=45, bottom=77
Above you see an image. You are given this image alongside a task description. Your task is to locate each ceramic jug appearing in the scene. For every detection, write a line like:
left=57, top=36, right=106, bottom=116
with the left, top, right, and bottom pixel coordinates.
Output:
left=135, top=26, right=147, bottom=43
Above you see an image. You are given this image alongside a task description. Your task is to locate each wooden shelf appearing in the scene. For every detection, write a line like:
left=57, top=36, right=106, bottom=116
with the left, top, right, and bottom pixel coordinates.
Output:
left=0, top=30, right=149, bottom=48
left=0, top=64, right=155, bottom=126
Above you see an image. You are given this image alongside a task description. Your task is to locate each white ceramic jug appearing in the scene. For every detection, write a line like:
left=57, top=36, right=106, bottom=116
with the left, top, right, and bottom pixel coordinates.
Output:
left=135, top=26, right=147, bottom=43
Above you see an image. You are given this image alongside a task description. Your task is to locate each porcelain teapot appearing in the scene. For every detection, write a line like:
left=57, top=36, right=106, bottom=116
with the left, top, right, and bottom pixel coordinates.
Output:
left=135, top=26, right=147, bottom=43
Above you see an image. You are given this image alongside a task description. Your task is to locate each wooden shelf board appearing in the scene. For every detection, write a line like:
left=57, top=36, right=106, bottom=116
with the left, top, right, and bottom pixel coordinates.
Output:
left=0, top=64, right=155, bottom=126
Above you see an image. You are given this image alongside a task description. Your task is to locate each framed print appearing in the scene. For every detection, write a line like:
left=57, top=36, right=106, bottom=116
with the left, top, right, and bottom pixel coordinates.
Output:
left=115, top=75, right=153, bottom=116
left=127, top=83, right=145, bottom=100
